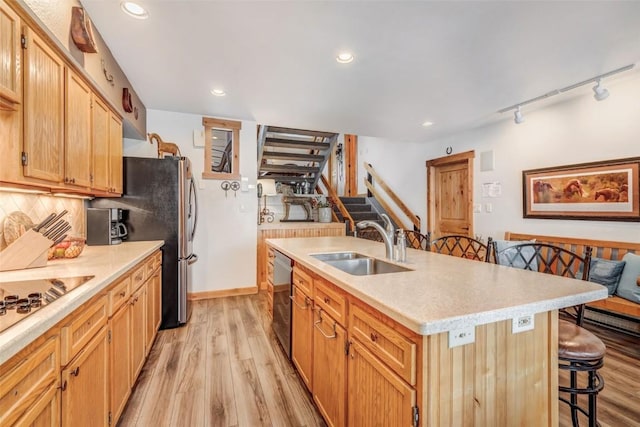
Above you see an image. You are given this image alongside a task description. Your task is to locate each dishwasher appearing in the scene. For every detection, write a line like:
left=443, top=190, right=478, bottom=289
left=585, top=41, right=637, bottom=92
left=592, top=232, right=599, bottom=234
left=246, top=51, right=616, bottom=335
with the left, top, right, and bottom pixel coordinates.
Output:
left=272, top=250, right=293, bottom=358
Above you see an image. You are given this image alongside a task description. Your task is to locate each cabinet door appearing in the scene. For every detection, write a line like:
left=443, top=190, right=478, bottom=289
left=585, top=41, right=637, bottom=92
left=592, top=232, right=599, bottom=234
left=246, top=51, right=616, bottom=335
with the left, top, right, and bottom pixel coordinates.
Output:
left=108, top=113, right=123, bottom=193
left=347, top=339, right=416, bottom=427
left=22, top=27, right=64, bottom=183
left=13, top=381, right=59, bottom=427
left=0, top=0, right=21, bottom=108
left=312, top=309, right=347, bottom=427
left=64, top=70, right=92, bottom=187
left=91, top=95, right=110, bottom=192
left=61, top=326, right=109, bottom=427
left=153, top=268, right=162, bottom=330
left=110, top=303, right=131, bottom=424
left=291, top=285, right=313, bottom=390
left=145, top=272, right=160, bottom=354
left=130, top=284, right=147, bottom=381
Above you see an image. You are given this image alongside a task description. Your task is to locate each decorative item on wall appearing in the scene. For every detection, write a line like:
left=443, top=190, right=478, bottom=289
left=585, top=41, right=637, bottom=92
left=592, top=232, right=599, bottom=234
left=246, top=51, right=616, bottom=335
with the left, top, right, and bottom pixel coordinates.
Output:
left=148, top=133, right=181, bottom=158
left=257, top=179, right=276, bottom=224
left=523, top=157, right=640, bottom=221
left=70, top=7, right=98, bottom=53
left=220, top=180, right=240, bottom=198
left=101, top=59, right=114, bottom=86
left=122, top=88, right=133, bottom=113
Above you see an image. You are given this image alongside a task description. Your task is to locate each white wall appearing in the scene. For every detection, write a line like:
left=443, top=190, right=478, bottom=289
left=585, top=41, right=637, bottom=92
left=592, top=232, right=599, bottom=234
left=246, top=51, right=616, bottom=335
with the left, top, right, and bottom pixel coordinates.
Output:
left=359, top=74, right=640, bottom=243
left=124, top=110, right=258, bottom=293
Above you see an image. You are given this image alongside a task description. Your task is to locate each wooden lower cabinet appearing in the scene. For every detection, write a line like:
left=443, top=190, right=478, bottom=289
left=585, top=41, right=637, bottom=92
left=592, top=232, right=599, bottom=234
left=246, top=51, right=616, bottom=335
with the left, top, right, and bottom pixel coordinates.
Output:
left=145, top=269, right=161, bottom=354
left=61, top=326, right=109, bottom=427
left=14, top=381, right=59, bottom=427
left=291, top=284, right=313, bottom=390
left=347, top=339, right=416, bottom=427
left=130, top=283, right=147, bottom=381
left=312, top=308, right=347, bottom=427
left=109, top=303, right=131, bottom=424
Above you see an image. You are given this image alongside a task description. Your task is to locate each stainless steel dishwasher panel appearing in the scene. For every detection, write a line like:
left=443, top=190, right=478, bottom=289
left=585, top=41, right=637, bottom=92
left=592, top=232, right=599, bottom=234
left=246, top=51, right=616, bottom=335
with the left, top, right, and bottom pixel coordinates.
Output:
left=272, top=250, right=293, bottom=359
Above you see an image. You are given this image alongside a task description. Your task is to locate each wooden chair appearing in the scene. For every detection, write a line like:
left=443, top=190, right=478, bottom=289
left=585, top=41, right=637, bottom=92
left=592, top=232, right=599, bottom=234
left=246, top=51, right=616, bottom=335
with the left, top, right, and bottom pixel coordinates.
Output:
left=491, top=241, right=604, bottom=427
left=403, top=230, right=430, bottom=250
left=355, top=227, right=385, bottom=243
left=429, top=235, right=492, bottom=262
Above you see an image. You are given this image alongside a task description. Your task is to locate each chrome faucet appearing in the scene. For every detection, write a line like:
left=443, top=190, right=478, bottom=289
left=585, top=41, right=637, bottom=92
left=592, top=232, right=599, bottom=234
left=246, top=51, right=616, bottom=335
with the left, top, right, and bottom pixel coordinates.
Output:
left=356, top=214, right=396, bottom=260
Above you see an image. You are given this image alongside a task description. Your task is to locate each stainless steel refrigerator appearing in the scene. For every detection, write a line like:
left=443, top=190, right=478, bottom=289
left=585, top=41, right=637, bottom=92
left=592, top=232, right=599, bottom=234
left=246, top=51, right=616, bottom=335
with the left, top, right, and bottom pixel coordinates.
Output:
left=91, top=156, right=198, bottom=329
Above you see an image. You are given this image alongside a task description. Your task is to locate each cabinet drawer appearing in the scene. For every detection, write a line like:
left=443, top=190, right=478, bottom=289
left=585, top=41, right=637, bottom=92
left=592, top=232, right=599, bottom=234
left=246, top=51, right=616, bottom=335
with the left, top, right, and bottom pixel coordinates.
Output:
left=0, top=336, right=59, bottom=427
left=266, top=260, right=274, bottom=282
left=293, top=267, right=313, bottom=297
left=146, top=251, right=161, bottom=277
left=313, top=278, right=347, bottom=327
left=131, top=264, right=146, bottom=291
left=349, top=303, right=417, bottom=385
left=61, top=294, right=107, bottom=366
left=266, top=281, right=274, bottom=315
left=108, top=275, right=131, bottom=316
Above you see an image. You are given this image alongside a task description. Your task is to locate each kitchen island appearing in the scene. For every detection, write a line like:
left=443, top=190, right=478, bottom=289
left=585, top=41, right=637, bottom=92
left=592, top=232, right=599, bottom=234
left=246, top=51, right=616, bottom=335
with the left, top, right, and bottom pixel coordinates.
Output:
left=266, top=236, right=607, bottom=426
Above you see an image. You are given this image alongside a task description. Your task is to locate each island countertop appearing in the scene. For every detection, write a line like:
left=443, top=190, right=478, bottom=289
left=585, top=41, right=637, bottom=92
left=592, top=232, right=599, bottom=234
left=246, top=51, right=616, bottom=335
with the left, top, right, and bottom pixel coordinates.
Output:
left=0, top=240, right=163, bottom=365
left=266, top=236, right=607, bottom=335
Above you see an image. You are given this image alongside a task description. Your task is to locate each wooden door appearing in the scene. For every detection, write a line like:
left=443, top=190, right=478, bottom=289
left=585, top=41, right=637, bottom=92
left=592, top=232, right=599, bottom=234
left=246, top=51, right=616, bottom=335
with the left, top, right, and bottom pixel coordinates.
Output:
left=0, top=0, right=21, bottom=108
left=130, top=284, right=147, bottom=381
left=312, top=309, right=347, bottom=427
left=92, top=95, right=110, bottom=192
left=65, top=70, right=92, bottom=187
left=426, top=150, right=474, bottom=238
left=108, top=114, right=123, bottom=193
left=61, top=326, right=109, bottom=427
left=22, top=27, right=65, bottom=183
left=110, top=303, right=131, bottom=424
left=347, top=339, right=416, bottom=427
left=291, top=285, right=313, bottom=391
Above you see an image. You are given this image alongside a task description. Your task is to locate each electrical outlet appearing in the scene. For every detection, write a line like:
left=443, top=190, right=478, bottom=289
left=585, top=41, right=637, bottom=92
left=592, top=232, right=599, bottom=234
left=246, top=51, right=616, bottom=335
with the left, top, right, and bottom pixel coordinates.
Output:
left=512, top=314, right=535, bottom=334
left=473, top=204, right=482, bottom=213
left=448, top=326, right=475, bottom=348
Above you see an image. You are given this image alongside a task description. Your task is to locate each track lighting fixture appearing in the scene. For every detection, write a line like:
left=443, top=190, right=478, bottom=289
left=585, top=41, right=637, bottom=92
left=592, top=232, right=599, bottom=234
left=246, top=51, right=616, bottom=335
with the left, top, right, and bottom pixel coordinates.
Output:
left=514, top=106, right=524, bottom=124
left=498, top=63, right=634, bottom=123
left=592, top=79, right=609, bottom=101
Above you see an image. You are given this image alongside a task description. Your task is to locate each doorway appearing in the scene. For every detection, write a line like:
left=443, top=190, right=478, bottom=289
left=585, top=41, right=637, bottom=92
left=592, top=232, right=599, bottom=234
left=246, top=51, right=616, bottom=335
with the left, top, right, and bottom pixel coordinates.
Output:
left=426, top=150, right=474, bottom=238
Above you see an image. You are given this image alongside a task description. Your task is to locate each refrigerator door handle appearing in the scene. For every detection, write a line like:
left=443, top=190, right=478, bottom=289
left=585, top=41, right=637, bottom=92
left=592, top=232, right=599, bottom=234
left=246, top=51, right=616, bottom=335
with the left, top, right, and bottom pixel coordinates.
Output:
left=187, top=253, right=198, bottom=265
left=189, top=178, right=198, bottom=242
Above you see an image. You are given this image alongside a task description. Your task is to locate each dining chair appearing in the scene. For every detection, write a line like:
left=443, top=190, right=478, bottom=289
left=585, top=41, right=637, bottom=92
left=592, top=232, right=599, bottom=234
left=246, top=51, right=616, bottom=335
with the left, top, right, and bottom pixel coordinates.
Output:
left=429, top=235, right=493, bottom=262
left=403, top=230, right=430, bottom=250
left=491, top=241, right=604, bottom=427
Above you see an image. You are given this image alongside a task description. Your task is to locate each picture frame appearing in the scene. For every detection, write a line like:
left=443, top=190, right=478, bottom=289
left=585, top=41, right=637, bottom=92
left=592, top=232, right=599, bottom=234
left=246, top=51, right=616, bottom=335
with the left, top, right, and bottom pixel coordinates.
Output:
left=522, top=157, right=640, bottom=221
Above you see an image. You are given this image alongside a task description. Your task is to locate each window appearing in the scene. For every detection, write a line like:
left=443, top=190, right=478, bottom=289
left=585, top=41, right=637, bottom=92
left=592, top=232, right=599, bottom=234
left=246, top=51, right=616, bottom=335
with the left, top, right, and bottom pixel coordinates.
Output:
left=202, top=116, right=241, bottom=179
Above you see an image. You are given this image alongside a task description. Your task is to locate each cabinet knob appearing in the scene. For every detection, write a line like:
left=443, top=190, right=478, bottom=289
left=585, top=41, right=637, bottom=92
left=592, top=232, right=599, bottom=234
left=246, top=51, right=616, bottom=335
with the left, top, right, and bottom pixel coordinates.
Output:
left=71, top=367, right=80, bottom=376
left=370, top=332, right=378, bottom=342
left=59, top=380, right=67, bottom=391
left=323, top=297, right=330, bottom=304
left=119, top=291, right=126, bottom=298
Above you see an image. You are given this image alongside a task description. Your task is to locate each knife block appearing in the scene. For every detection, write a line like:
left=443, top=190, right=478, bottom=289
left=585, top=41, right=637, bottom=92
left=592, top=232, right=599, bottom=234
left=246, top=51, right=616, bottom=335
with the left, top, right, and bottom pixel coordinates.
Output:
left=0, top=229, right=53, bottom=271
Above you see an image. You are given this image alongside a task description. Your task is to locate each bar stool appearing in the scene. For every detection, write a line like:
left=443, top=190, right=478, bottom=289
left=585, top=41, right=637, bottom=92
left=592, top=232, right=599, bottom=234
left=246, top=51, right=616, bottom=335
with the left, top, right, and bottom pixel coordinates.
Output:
left=558, top=319, right=606, bottom=427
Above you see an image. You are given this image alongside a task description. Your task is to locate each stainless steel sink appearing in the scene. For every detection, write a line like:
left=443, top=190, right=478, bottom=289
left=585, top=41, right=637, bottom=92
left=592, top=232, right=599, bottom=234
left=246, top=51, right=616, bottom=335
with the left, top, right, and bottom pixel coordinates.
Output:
left=311, top=252, right=369, bottom=262
left=321, top=257, right=412, bottom=276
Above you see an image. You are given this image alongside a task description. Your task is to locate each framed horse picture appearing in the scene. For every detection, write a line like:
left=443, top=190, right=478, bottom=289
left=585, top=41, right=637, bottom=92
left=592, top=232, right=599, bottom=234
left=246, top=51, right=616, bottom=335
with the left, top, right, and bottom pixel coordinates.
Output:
left=522, top=157, right=640, bottom=221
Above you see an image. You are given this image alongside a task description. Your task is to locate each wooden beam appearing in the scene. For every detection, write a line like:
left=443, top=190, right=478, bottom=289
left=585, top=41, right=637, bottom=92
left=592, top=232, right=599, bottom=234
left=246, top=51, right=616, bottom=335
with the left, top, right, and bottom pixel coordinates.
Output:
left=344, top=134, right=358, bottom=196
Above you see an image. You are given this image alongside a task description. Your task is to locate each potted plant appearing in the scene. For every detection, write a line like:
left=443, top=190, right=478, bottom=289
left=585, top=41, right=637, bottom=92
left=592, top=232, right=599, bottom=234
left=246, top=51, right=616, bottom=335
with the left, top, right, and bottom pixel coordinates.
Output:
left=312, top=197, right=333, bottom=223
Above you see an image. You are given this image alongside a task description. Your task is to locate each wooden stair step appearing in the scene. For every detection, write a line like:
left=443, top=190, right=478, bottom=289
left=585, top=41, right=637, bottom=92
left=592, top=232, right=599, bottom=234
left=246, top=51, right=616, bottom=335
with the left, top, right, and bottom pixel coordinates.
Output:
left=266, top=126, right=338, bottom=139
left=262, top=151, right=325, bottom=162
left=264, top=138, right=331, bottom=150
left=261, top=164, right=320, bottom=174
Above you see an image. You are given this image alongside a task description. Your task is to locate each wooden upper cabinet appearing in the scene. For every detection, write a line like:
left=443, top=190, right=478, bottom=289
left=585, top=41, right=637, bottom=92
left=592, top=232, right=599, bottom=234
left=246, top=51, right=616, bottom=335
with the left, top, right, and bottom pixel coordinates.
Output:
left=0, top=0, right=21, bottom=109
left=22, top=26, right=65, bottom=183
left=65, top=70, right=92, bottom=188
left=92, top=95, right=110, bottom=192
left=109, top=113, right=123, bottom=194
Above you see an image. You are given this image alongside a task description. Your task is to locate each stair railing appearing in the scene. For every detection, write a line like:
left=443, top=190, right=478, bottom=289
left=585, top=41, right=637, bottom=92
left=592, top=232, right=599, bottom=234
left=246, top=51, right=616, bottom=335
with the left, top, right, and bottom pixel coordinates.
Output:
left=363, top=162, right=421, bottom=232
left=317, top=174, right=356, bottom=233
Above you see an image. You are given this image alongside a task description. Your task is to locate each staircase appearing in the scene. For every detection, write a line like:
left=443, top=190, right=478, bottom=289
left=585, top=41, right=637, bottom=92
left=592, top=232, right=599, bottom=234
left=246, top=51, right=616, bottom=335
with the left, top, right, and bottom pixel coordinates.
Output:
left=257, top=125, right=339, bottom=189
left=337, top=196, right=390, bottom=229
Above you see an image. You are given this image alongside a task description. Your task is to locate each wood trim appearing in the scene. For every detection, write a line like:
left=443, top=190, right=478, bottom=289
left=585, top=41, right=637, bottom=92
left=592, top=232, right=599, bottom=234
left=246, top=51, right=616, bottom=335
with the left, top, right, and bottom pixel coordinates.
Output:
left=187, top=287, right=258, bottom=301
left=344, top=134, right=358, bottom=196
left=320, top=174, right=355, bottom=230
left=202, top=117, right=241, bottom=130
left=202, top=116, right=241, bottom=180
left=364, top=178, right=410, bottom=231
left=426, top=149, right=475, bottom=167
left=363, top=162, right=420, bottom=230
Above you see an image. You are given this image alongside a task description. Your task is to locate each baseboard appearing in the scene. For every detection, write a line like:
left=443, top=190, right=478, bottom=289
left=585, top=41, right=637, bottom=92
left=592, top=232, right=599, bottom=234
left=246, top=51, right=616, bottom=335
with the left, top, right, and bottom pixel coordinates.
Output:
left=188, top=286, right=258, bottom=301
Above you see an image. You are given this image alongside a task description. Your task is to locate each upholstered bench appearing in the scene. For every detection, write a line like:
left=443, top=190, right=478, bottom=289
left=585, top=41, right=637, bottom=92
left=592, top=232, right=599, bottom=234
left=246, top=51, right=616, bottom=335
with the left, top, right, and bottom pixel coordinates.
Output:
left=504, top=232, right=640, bottom=333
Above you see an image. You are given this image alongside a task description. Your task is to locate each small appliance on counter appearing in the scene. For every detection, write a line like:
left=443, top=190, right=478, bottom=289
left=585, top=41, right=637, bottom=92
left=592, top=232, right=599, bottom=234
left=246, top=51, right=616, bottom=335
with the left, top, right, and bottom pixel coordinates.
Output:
left=86, top=208, right=128, bottom=246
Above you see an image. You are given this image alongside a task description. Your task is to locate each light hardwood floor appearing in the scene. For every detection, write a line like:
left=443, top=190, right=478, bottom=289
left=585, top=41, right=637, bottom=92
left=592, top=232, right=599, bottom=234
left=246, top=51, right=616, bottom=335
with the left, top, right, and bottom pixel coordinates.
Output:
left=119, top=294, right=639, bottom=427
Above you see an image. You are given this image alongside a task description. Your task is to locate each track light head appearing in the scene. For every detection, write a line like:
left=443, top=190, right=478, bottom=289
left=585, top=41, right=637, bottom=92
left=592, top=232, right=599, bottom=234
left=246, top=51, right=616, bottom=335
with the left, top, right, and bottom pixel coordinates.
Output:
left=514, top=106, right=524, bottom=124
left=592, top=79, right=609, bottom=101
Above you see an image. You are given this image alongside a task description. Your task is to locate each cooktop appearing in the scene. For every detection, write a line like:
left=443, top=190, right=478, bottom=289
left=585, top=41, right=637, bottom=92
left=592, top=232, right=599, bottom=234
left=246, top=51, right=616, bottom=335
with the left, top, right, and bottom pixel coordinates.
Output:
left=0, top=275, right=95, bottom=333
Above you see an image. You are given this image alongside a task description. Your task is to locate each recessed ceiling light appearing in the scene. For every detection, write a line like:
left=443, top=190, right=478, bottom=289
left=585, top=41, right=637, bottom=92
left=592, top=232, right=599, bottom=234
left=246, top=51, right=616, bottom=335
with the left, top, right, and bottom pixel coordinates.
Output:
left=336, top=52, right=354, bottom=64
left=121, top=2, right=148, bottom=19
left=211, top=89, right=226, bottom=97
left=422, top=121, right=434, bottom=127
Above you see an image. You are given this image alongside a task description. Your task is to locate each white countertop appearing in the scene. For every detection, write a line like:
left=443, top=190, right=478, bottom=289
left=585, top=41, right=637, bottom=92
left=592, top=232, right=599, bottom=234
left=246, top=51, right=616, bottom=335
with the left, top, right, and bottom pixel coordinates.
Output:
left=266, top=236, right=608, bottom=335
left=0, top=241, right=163, bottom=365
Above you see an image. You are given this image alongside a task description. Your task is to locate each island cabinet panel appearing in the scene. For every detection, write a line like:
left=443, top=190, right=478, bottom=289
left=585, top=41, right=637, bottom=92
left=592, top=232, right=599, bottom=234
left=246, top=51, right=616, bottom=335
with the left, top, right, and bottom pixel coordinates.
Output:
left=422, top=311, right=557, bottom=426
left=61, top=325, right=109, bottom=427
left=291, top=284, right=314, bottom=391
left=312, top=308, right=347, bottom=427
left=347, top=339, right=416, bottom=427
left=349, top=303, right=417, bottom=386
left=130, top=283, right=147, bottom=381
left=22, top=26, right=65, bottom=184
left=313, top=278, right=347, bottom=328
left=109, top=303, right=131, bottom=424
left=14, top=380, right=59, bottom=426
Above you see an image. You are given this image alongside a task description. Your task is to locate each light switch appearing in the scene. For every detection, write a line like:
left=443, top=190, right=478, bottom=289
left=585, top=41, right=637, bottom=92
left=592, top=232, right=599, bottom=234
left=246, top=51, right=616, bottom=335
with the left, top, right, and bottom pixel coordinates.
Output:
left=241, top=176, right=249, bottom=192
left=485, top=203, right=493, bottom=213
left=473, top=204, right=482, bottom=213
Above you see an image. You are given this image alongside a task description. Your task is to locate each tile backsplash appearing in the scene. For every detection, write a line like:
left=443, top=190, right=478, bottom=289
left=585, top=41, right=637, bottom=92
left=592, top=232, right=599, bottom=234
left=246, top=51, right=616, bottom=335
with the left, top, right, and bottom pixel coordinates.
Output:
left=0, top=192, right=86, bottom=250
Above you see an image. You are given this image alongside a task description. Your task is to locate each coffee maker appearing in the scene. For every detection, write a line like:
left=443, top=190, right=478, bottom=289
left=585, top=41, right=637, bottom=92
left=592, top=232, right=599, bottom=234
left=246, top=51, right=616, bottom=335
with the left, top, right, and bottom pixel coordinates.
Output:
left=86, top=208, right=128, bottom=245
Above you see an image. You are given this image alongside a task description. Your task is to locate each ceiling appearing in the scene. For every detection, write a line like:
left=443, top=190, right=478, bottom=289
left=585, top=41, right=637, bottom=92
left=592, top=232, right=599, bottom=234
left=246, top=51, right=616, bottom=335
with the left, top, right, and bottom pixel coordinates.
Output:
left=81, top=1, right=640, bottom=143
